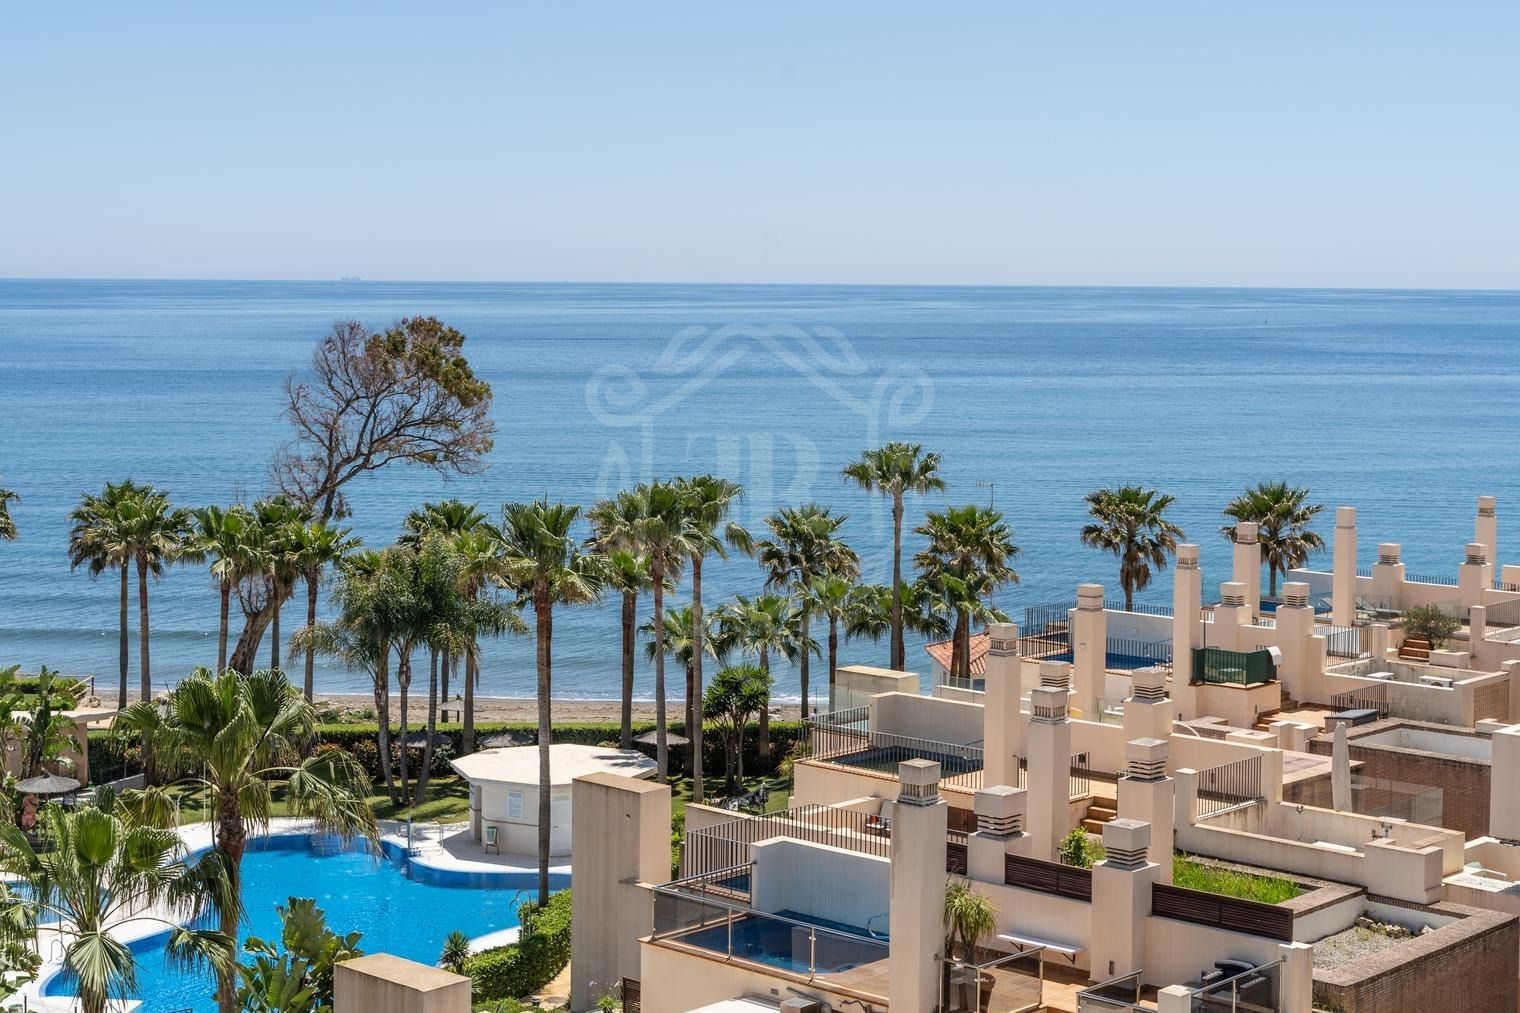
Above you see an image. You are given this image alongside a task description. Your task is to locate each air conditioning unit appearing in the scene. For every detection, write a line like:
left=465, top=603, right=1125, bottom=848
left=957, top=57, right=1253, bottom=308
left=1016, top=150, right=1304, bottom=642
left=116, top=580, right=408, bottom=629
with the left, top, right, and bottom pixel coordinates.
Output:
left=782, top=998, right=823, bottom=1013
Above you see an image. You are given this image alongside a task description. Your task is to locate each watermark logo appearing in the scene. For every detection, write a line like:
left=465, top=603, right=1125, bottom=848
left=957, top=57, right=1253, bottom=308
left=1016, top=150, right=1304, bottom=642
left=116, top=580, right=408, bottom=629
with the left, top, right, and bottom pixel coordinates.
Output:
left=585, top=323, right=933, bottom=528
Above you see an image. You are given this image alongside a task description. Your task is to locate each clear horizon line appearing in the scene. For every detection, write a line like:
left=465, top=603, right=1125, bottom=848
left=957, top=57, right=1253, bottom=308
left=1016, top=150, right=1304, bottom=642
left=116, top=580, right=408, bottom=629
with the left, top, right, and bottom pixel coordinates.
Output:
left=2, top=275, right=1518, bottom=295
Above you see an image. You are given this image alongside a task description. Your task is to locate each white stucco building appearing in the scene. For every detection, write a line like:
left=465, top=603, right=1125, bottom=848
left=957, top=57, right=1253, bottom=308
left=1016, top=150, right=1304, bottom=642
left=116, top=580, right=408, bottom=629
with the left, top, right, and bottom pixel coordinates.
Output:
left=450, top=742, right=656, bottom=857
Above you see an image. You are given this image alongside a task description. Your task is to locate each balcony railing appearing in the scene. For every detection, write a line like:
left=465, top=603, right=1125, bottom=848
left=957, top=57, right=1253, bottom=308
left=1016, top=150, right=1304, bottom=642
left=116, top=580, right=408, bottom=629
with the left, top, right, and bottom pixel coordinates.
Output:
left=805, top=720, right=984, bottom=786
left=1190, top=647, right=1274, bottom=686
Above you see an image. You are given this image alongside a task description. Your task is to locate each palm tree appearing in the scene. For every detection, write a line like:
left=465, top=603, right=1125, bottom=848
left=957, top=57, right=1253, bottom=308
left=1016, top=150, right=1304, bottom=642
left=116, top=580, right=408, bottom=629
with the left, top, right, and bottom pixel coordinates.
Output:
left=673, top=475, right=752, bottom=804
left=642, top=606, right=734, bottom=742
left=118, top=484, right=191, bottom=701
left=187, top=505, right=258, bottom=674
left=402, top=501, right=492, bottom=721
left=0, top=799, right=237, bottom=1013
left=498, top=499, right=603, bottom=903
left=116, top=668, right=375, bottom=1013
left=916, top=505, right=1020, bottom=682
left=1221, top=482, right=1326, bottom=597
left=451, top=527, right=518, bottom=754
left=803, top=574, right=857, bottom=698
left=251, top=497, right=311, bottom=673
left=842, top=443, right=945, bottom=670
left=704, top=664, right=773, bottom=793
left=756, top=504, right=858, bottom=718
left=16, top=666, right=78, bottom=778
left=588, top=491, right=659, bottom=750
left=719, top=593, right=812, bottom=759
left=1080, top=485, right=1185, bottom=612
left=288, top=521, right=360, bottom=700
left=844, top=579, right=952, bottom=669
left=69, top=481, right=140, bottom=708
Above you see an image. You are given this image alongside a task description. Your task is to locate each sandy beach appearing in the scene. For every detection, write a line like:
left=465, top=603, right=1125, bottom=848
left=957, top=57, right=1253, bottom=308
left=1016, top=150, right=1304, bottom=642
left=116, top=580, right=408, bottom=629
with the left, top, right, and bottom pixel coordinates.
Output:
left=86, top=690, right=804, bottom=726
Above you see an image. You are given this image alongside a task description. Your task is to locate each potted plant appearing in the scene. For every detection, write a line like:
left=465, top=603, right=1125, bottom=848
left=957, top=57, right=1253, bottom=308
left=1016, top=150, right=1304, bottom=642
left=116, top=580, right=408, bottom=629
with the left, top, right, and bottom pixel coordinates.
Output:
left=943, top=878, right=997, bottom=1012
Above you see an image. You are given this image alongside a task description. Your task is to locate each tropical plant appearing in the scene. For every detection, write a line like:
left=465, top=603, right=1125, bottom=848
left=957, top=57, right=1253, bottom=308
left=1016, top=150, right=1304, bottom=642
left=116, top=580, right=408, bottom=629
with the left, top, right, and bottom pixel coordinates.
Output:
left=718, top=592, right=813, bottom=758
left=756, top=504, right=858, bottom=717
left=402, top=500, right=492, bottom=721
left=915, top=505, right=1020, bottom=681
left=1401, top=604, right=1461, bottom=650
left=118, top=484, right=193, bottom=699
left=843, top=579, right=952, bottom=668
left=498, top=499, right=603, bottom=903
left=704, top=664, right=772, bottom=793
left=186, top=504, right=259, bottom=674
left=68, top=480, right=142, bottom=707
left=251, top=496, right=312, bottom=672
left=943, top=878, right=996, bottom=959
left=1080, top=485, right=1184, bottom=612
left=588, top=491, right=662, bottom=750
left=116, top=667, right=375, bottom=1013
left=1220, top=481, right=1326, bottom=596
left=0, top=798, right=238, bottom=1013
left=236, top=897, right=364, bottom=1013
left=802, top=574, right=859, bottom=695
left=842, top=443, right=945, bottom=670
left=440, top=929, right=471, bottom=975
left=288, top=520, right=360, bottom=700
left=451, top=527, right=521, bottom=754
left=15, top=665, right=79, bottom=779
left=641, top=605, right=735, bottom=740
left=1058, top=826, right=1104, bottom=868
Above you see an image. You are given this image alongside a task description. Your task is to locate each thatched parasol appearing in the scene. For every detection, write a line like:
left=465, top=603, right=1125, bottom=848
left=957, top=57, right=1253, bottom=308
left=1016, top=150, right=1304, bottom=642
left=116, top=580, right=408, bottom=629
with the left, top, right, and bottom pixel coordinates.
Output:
left=15, top=773, right=82, bottom=796
left=633, top=729, right=688, bottom=748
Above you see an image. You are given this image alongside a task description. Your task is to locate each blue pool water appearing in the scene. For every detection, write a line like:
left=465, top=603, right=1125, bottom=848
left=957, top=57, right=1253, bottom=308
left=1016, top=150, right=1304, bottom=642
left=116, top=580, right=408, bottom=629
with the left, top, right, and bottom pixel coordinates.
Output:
left=43, top=835, right=568, bottom=1013
left=678, top=908, right=885, bottom=975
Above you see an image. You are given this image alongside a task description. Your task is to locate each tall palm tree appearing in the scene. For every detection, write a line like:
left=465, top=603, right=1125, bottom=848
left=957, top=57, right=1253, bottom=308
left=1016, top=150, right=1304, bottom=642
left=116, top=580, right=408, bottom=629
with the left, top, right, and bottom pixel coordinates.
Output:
left=916, top=505, right=1020, bottom=682
left=757, top=504, right=859, bottom=717
left=673, top=475, right=752, bottom=804
left=288, top=521, right=360, bottom=700
left=498, top=499, right=603, bottom=903
left=842, top=443, right=945, bottom=670
left=719, top=593, right=812, bottom=758
left=251, top=497, right=311, bottom=673
left=69, top=481, right=140, bottom=708
left=451, top=527, right=517, bottom=754
left=1221, top=481, right=1326, bottom=597
left=119, top=484, right=191, bottom=701
left=187, top=505, right=258, bottom=674
left=803, top=574, right=857, bottom=700
left=843, top=578, right=952, bottom=669
left=117, top=668, right=374, bottom=1013
left=642, top=605, right=734, bottom=746
left=1080, top=485, right=1185, bottom=612
left=588, top=491, right=659, bottom=750
left=0, top=799, right=237, bottom=1013
left=401, top=500, right=492, bottom=721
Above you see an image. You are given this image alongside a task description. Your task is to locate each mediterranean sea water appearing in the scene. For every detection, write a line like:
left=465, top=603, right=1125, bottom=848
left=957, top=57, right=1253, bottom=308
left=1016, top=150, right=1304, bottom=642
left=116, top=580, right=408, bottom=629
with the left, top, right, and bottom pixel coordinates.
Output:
left=2, top=280, right=1518, bottom=705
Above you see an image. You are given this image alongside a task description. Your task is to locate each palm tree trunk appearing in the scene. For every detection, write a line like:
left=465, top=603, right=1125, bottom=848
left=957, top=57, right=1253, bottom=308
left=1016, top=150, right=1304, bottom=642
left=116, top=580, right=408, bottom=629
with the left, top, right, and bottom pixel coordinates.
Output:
left=217, top=580, right=231, bottom=674
left=652, top=559, right=669, bottom=781
left=418, top=650, right=440, bottom=803
left=828, top=615, right=839, bottom=695
left=1269, top=565, right=1279, bottom=598
left=397, top=649, right=412, bottom=806
left=536, top=594, right=553, bottom=904
left=691, top=557, right=707, bottom=804
left=799, top=610, right=812, bottom=719
left=213, top=790, right=246, bottom=1013
left=304, top=574, right=318, bottom=699
left=619, top=590, right=636, bottom=749
left=440, top=647, right=452, bottom=724
left=949, top=611, right=966, bottom=682
left=891, top=495, right=904, bottom=670
left=270, top=583, right=281, bottom=671
left=758, top=646, right=771, bottom=760
left=117, top=564, right=129, bottom=708
left=136, top=557, right=151, bottom=701
left=375, top=648, right=396, bottom=800
left=463, top=650, right=477, bottom=755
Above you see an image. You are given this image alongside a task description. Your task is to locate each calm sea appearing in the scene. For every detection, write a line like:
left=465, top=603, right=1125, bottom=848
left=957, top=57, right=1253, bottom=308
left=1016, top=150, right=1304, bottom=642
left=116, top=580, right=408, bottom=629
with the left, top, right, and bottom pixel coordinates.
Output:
left=1, top=280, right=1517, bottom=704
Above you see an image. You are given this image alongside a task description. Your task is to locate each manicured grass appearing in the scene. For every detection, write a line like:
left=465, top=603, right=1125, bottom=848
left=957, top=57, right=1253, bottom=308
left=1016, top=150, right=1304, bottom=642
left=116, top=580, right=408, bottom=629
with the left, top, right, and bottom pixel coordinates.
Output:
left=667, top=772, right=792, bottom=825
left=167, top=775, right=474, bottom=826
left=1172, top=854, right=1300, bottom=904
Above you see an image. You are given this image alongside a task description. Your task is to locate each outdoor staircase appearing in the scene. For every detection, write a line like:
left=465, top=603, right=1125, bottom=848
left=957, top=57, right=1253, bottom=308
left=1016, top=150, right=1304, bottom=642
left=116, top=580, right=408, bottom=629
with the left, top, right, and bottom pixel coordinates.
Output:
left=1082, top=796, right=1118, bottom=835
left=1400, top=636, right=1432, bottom=662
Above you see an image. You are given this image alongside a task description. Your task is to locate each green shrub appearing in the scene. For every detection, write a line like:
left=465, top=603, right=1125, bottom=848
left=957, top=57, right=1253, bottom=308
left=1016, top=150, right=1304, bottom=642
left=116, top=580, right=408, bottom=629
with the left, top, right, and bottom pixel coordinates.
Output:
left=1172, top=854, right=1299, bottom=903
left=1058, top=827, right=1104, bottom=868
left=1401, top=604, right=1461, bottom=650
left=463, top=890, right=572, bottom=1001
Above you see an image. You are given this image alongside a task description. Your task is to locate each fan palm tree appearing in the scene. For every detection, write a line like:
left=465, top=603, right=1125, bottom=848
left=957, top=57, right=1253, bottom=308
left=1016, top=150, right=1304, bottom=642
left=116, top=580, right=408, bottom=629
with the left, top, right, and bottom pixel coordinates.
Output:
left=451, top=527, right=519, bottom=754
left=1221, top=481, right=1325, bottom=597
left=68, top=481, right=141, bottom=708
left=843, top=579, right=953, bottom=669
left=402, top=500, right=493, bottom=721
left=1080, top=485, right=1185, bottom=612
left=673, top=475, right=752, bottom=803
left=251, top=497, right=311, bottom=673
left=842, top=443, right=945, bottom=670
left=916, top=505, right=1020, bottom=682
left=756, top=504, right=858, bottom=718
left=0, top=799, right=238, bottom=1013
left=642, top=605, right=735, bottom=737
left=288, top=521, right=361, bottom=700
left=497, top=499, right=603, bottom=903
left=587, top=491, right=660, bottom=750
left=118, top=484, right=191, bottom=701
left=187, top=505, right=258, bottom=674
left=803, top=574, right=858, bottom=699
left=719, top=593, right=813, bottom=758
left=116, top=667, right=374, bottom=1013
left=16, top=666, right=78, bottom=778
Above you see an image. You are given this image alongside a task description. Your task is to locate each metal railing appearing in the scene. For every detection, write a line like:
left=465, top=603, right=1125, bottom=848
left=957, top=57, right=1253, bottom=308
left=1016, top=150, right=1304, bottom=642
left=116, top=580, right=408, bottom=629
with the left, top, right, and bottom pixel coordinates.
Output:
left=683, top=803, right=891, bottom=876
left=1077, top=969, right=1145, bottom=1011
left=1480, top=598, right=1520, bottom=629
left=1190, top=957, right=1283, bottom=1011
left=1102, top=637, right=1174, bottom=670
left=1013, top=753, right=1093, bottom=800
left=1330, top=684, right=1390, bottom=719
left=947, top=828, right=969, bottom=874
left=1194, top=755, right=1264, bottom=819
left=1322, top=624, right=1367, bottom=659
left=805, top=720, right=984, bottom=781
left=1191, top=647, right=1274, bottom=686
left=1406, top=572, right=1458, bottom=586
left=1105, top=600, right=1174, bottom=617
left=810, top=704, right=870, bottom=729
left=942, top=945, right=1045, bottom=1013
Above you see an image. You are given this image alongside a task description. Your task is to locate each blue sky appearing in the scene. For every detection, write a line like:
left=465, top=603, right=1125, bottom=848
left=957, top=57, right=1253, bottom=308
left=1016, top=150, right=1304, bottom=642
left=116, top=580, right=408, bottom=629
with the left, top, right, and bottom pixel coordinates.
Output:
left=3, top=3, right=1516, bottom=287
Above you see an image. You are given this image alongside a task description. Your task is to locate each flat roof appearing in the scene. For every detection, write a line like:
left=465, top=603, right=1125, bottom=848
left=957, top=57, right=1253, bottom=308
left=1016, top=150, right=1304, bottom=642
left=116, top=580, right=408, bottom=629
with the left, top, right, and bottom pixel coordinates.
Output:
left=449, top=742, right=657, bottom=787
left=337, top=953, right=466, bottom=992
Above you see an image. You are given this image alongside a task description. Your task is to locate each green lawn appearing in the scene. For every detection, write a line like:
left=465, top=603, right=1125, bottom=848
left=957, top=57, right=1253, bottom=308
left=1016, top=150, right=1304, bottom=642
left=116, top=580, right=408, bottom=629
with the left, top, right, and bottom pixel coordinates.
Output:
left=168, top=775, right=474, bottom=826
left=1173, top=854, right=1300, bottom=904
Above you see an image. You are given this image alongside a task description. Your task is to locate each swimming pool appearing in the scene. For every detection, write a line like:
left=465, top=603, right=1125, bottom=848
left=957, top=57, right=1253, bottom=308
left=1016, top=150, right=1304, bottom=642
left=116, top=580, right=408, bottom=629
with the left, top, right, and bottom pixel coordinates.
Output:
left=42, top=834, right=569, bottom=1012
left=676, top=908, right=885, bottom=975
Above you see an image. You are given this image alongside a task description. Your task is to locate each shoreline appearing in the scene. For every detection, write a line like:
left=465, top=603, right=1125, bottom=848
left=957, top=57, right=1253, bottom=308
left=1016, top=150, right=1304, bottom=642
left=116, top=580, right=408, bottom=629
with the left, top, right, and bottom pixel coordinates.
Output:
left=87, top=690, right=805, bottom=725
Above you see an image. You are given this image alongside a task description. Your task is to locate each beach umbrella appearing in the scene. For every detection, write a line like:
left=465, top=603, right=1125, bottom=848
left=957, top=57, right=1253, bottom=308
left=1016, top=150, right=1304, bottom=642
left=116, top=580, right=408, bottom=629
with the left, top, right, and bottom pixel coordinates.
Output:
left=400, top=731, right=451, bottom=750
left=15, top=773, right=82, bottom=796
left=634, top=729, right=689, bottom=748
left=479, top=731, right=535, bottom=749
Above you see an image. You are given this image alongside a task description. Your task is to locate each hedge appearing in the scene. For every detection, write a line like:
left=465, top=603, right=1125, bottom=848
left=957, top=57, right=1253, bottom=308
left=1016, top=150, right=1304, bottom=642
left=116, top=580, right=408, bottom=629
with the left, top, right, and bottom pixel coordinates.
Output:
left=464, top=890, right=572, bottom=1001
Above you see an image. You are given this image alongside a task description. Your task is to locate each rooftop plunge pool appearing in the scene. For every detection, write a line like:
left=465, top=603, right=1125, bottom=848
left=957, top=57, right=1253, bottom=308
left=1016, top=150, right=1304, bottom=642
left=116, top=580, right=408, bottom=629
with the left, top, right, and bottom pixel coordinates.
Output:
left=41, top=833, right=569, bottom=1013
